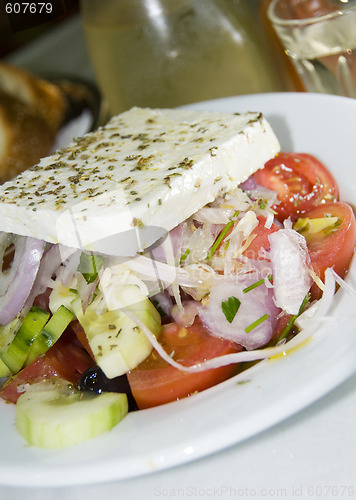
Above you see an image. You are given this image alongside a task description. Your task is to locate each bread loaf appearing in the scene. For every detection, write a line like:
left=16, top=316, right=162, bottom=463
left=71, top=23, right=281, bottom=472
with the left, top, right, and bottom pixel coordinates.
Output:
left=0, top=92, right=54, bottom=182
left=0, top=62, right=67, bottom=134
left=0, top=62, right=69, bottom=181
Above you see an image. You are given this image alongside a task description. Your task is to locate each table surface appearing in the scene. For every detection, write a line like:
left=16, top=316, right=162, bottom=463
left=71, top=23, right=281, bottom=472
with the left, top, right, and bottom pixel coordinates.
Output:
left=2, top=14, right=356, bottom=500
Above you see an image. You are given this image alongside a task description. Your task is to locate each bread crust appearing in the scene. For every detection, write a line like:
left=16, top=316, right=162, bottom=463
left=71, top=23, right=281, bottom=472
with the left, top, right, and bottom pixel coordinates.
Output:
left=0, top=92, right=54, bottom=182
left=0, top=62, right=67, bottom=134
left=0, top=63, right=72, bottom=181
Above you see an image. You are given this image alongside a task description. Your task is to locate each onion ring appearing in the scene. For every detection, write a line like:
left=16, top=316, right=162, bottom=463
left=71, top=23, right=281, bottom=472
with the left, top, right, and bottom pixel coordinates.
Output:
left=0, top=233, right=45, bottom=325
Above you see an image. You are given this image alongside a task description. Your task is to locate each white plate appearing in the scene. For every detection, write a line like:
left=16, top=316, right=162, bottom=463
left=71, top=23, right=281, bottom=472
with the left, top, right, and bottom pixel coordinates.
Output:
left=1, top=92, right=356, bottom=487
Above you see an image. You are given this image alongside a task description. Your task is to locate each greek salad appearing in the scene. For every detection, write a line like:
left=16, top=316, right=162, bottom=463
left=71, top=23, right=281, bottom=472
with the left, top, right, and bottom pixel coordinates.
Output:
left=0, top=142, right=355, bottom=448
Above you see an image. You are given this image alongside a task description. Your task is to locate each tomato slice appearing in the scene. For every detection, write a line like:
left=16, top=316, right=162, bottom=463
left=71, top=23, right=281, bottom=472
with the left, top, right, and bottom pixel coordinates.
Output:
left=217, top=215, right=279, bottom=260
left=295, top=201, right=356, bottom=300
left=0, top=330, right=95, bottom=403
left=33, top=287, right=51, bottom=312
left=127, top=320, right=242, bottom=409
left=253, top=153, right=339, bottom=222
left=243, top=216, right=279, bottom=260
left=70, top=319, right=95, bottom=358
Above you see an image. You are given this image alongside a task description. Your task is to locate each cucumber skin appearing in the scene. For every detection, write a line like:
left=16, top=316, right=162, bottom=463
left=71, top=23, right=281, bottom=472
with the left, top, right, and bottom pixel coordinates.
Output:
left=50, top=284, right=162, bottom=377
left=0, top=358, right=10, bottom=377
left=0, top=307, right=50, bottom=374
left=16, top=385, right=128, bottom=448
left=25, top=306, right=74, bottom=366
left=0, top=315, right=25, bottom=376
left=0, top=315, right=22, bottom=354
left=71, top=285, right=162, bottom=378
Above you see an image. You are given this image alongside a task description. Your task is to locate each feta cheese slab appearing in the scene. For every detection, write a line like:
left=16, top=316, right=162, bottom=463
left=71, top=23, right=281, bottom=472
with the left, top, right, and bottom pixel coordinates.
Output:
left=0, top=107, right=280, bottom=255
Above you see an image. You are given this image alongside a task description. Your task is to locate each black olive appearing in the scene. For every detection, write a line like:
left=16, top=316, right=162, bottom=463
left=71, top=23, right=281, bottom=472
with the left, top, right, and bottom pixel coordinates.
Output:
left=78, top=366, right=138, bottom=411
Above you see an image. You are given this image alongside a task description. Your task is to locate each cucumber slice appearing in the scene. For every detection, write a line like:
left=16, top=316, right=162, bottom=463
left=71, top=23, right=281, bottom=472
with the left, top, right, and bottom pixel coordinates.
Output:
left=25, top=306, right=74, bottom=366
left=16, top=381, right=128, bottom=448
left=49, top=284, right=78, bottom=313
left=0, top=315, right=22, bottom=347
left=71, top=285, right=161, bottom=378
left=0, top=358, right=10, bottom=378
left=0, top=315, right=23, bottom=376
left=0, top=307, right=50, bottom=373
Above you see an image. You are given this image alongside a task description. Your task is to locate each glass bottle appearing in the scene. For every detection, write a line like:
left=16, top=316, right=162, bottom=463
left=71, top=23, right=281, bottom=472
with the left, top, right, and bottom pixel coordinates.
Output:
left=81, top=0, right=288, bottom=115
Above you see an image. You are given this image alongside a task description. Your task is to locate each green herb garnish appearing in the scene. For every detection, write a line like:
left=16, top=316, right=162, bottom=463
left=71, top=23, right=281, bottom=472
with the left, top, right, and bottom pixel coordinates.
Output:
left=77, top=253, right=104, bottom=284
left=180, top=248, right=190, bottom=264
left=245, top=313, right=269, bottom=333
left=277, top=293, right=311, bottom=343
left=222, top=296, right=241, bottom=323
left=243, top=275, right=272, bottom=294
left=206, top=212, right=239, bottom=260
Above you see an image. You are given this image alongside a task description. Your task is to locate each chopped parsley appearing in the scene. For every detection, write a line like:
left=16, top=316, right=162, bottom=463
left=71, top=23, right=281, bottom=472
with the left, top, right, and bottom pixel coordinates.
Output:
left=245, top=313, right=269, bottom=333
left=206, top=212, right=239, bottom=260
left=243, top=275, right=272, bottom=293
left=277, top=293, right=311, bottom=343
left=221, top=296, right=241, bottom=323
left=180, top=248, right=191, bottom=264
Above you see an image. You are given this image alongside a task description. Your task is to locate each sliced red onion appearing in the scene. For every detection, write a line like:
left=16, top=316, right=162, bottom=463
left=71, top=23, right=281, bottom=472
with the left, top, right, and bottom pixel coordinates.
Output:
left=150, top=224, right=184, bottom=263
left=186, top=224, right=215, bottom=263
left=239, top=176, right=257, bottom=191
left=77, top=273, right=100, bottom=312
left=171, top=300, right=201, bottom=327
left=123, top=269, right=341, bottom=375
left=126, top=254, right=215, bottom=290
left=193, top=207, right=233, bottom=225
left=199, top=276, right=280, bottom=350
left=296, top=267, right=336, bottom=331
left=153, top=292, right=174, bottom=316
left=123, top=301, right=318, bottom=373
left=126, top=255, right=177, bottom=287
left=269, top=229, right=312, bottom=315
left=0, top=233, right=45, bottom=325
left=25, top=244, right=66, bottom=306
left=54, top=246, right=82, bottom=287
left=225, top=211, right=258, bottom=243
left=264, top=211, right=274, bottom=229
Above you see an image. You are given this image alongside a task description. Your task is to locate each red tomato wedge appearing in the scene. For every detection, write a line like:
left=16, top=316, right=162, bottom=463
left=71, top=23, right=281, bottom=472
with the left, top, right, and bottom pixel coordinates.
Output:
left=217, top=216, right=279, bottom=260
left=243, top=216, right=279, bottom=260
left=33, top=287, right=51, bottom=312
left=253, top=153, right=339, bottom=222
left=70, top=319, right=95, bottom=358
left=0, top=330, right=95, bottom=403
left=296, top=202, right=356, bottom=300
left=127, top=320, right=242, bottom=409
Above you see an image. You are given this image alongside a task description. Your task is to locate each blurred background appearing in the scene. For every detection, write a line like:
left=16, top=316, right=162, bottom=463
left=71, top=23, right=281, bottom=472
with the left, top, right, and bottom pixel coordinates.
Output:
left=0, top=0, right=304, bottom=112
left=0, top=0, right=79, bottom=57
left=11, top=0, right=352, bottom=182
